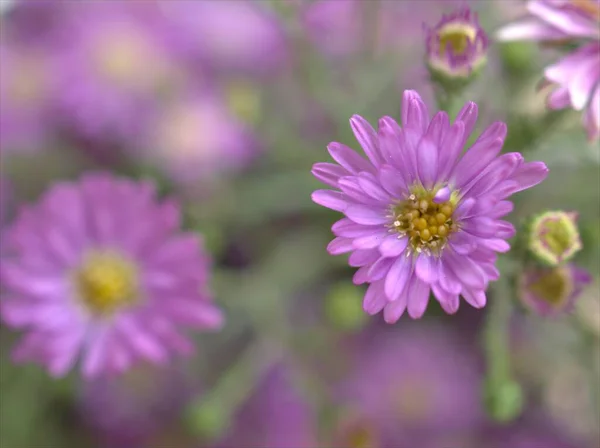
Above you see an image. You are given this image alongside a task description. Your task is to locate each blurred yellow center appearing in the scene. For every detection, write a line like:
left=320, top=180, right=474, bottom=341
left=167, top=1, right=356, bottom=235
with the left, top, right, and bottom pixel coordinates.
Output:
left=529, top=267, right=572, bottom=306
left=8, top=57, right=46, bottom=106
left=390, top=186, right=458, bottom=255
left=345, top=426, right=377, bottom=448
left=393, top=378, right=433, bottom=422
left=225, top=81, right=261, bottom=125
left=75, top=251, right=139, bottom=314
left=438, top=24, right=476, bottom=56
left=93, top=30, right=159, bottom=88
left=540, top=220, right=572, bottom=258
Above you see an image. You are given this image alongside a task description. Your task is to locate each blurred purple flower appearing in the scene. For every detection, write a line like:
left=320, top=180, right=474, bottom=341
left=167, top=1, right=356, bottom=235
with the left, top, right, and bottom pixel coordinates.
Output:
left=80, top=362, right=197, bottom=448
left=335, top=323, right=483, bottom=446
left=302, top=0, right=364, bottom=59
left=137, top=90, right=257, bottom=186
left=497, top=0, right=600, bottom=141
left=215, top=364, right=317, bottom=448
left=0, top=172, right=224, bottom=378
left=0, top=177, right=10, bottom=229
left=0, top=42, right=60, bottom=154
left=425, top=7, right=489, bottom=80
left=311, top=90, right=548, bottom=322
left=53, top=2, right=183, bottom=144
left=160, top=1, right=288, bottom=77
left=518, top=264, right=592, bottom=317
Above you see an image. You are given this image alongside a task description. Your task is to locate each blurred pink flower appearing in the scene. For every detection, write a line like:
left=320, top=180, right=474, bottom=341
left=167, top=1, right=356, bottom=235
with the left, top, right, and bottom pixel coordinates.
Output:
left=80, top=362, right=197, bottom=448
left=215, top=364, right=317, bottom=448
left=53, top=2, right=184, bottom=144
left=311, top=90, right=548, bottom=322
left=0, top=177, right=11, bottom=229
left=497, top=0, right=600, bottom=140
left=518, top=264, right=592, bottom=317
left=335, top=322, right=484, bottom=446
left=137, top=90, right=257, bottom=186
left=302, top=0, right=364, bottom=59
left=0, top=172, right=224, bottom=378
left=160, top=1, right=288, bottom=77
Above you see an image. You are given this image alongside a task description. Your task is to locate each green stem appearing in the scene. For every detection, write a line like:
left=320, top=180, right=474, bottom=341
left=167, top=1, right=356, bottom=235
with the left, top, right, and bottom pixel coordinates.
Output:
left=484, top=278, right=514, bottom=387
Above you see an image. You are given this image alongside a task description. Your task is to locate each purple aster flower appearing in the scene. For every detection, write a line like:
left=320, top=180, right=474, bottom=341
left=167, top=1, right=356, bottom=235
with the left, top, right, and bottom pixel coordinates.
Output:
left=302, top=0, right=364, bottom=59
left=425, top=7, right=489, bottom=81
left=497, top=0, right=600, bottom=141
left=0, top=172, right=224, bottom=378
left=136, top=89, right=257, bottom=187
left=159, top=1, right=288, bottom=77
left=333, top=323, right=483, bottom=446
left=518, top=264, right=592, bottom=317
left=311, top=90, right=549, bottom=322
left=79, top=362, right=198, bottom=447
left=214, top=364, right=317, bottom=448
left=54, top=2, right=183, bottom=144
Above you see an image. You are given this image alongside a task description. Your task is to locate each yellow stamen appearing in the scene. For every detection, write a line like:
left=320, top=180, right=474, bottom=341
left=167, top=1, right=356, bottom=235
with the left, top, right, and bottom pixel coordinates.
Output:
left=74, top=250, right=139, bottom=315
left=389, top=186, right=458, bottom=255
left=438, top=23, right=477, bottom=56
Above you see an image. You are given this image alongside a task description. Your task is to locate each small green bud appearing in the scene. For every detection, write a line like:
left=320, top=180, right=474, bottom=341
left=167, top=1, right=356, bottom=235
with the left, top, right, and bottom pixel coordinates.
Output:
left=185, top=398, right=228, bottom=441
left=324, top=282, right=367, bottom=332
left=483, top=378, right=524, bottom=423
left=528, top=211, right=582, bottom=266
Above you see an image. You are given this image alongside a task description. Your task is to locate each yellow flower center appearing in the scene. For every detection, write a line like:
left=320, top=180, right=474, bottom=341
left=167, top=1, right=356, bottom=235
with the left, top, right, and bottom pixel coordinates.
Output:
left=7, top=56, right=47, bottom=107
left=336, top=419, right=378, bottom=448
left=541, top=220, right=572, bottom=259
left=92, top=27, right=165, bottom=90
left=74, top=250, right=140, bottom=315
left=529, top=267, right=573, bottom=306
left=224, top=80, right=261, bottom=125
left=389, top=186, right=458, bottom=255
left=438, top=23, right=477, bottom=57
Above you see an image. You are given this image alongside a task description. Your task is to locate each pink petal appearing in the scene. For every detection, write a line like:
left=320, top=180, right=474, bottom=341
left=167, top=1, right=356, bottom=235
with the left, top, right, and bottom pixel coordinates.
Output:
left=401, top=90, right=429, bottom=134
left=345, top=205, right=388, bottom=225
left=350, top=115, right=383, bottom=167
left=379, top=234, right=409, bottom=257
left=327, top=237, right=354, bottom=255
left=348, top=249, right=380, bottom=267
left=462, top=288, right=487, bottom=309
left=327, top=142, right=374, bottom=174
left=406, top=275, right=430, bottom=319
left=367, top=257, right=395, bottom=281
left=416, top=136, right=439, bottom=188
left=415, top=254, right=438, bottom=284
left=312, top=190, right=350, bottom=212
left=363, top=280, right=387, bottom=315
left=312, top=163, right=348, bottom=187
left=358, top=173, right=392, bottom=202
left=383, top=288, right=408, bottom=323
left=378, top=164, right=408, bottom=197
left=384, top=253, right=412, bottom=301
left=352, top=230, right=389, bottom=250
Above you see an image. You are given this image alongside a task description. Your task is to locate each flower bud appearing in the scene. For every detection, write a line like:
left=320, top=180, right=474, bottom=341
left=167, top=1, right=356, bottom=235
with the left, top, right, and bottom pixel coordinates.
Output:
left=425, top=8, right=488, bottom=92
left=325, top=282, right=368, bottom=332
left=528, top=211, right=582, bottom=266
left=518, top=264, right=592, bottom=317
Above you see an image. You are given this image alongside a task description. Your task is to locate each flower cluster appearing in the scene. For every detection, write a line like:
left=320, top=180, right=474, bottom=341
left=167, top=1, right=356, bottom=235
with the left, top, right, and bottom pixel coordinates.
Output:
left=497, top=0, right=600, bottom=140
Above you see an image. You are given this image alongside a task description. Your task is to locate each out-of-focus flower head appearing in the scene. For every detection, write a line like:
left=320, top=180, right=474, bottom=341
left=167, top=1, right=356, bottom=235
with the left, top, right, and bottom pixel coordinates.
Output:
left=497, top=0, right=600, bottom=141
left=334, top=323, right=483, bottom=446
left=0, top=172, right=224, bottom=378
left=519, top=264, right=592, bottom=316
left=0, top=42, right=60, bottom=154
left=54, top=2, right=184, bottom=144
left=214, top=364, right=317, bottom=448
left=311, top=90, right=548, bottom=322
left=80, top=362, right=197, bottom=447
left=528, top=210, right=582, bottom=265
left=425, top=7, right=489, bottom=87
left=138, top=89, right=257, bottom=187
left=302, top=0, right=364, bottom=59
left=160, top=1, right=288, bottom=77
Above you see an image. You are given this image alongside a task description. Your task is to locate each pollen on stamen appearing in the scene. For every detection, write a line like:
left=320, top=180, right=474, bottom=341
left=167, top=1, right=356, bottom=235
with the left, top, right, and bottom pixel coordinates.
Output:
left=388, top=186, right=457, bottom=255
